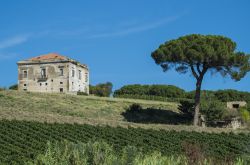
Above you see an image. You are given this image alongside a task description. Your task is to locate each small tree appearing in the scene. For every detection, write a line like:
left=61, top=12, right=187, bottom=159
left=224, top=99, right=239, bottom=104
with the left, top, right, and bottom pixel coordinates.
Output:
left=152, top=34, right=250, bottom=126
left=9, top=84, right=18, bottom=90
left=90, top=82, right=113, bottom=97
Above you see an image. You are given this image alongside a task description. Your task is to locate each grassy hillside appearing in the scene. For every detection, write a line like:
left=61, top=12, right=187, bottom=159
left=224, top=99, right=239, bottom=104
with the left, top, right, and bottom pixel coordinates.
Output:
left=0, top=90, right=241, bottom=132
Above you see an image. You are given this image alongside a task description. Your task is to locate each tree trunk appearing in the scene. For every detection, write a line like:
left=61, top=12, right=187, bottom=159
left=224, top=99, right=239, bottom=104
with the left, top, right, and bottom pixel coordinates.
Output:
left=193, top=79, right=202, bottom=126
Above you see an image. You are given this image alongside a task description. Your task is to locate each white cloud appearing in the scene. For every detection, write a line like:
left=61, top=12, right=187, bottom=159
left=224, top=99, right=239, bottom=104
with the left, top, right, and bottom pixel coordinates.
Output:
left=89, top=15, right=181, bottom=39
left=0, top=35, right=30, bottom=50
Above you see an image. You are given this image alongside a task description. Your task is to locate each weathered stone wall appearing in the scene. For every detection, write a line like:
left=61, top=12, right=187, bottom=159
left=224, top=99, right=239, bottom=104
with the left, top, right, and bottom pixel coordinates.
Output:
left=68, top=63, right=89, bottom=94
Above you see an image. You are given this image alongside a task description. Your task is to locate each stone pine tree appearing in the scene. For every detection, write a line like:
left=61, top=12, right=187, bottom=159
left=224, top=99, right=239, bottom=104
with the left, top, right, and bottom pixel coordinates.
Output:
left=151, top=34, right=250, bottom=126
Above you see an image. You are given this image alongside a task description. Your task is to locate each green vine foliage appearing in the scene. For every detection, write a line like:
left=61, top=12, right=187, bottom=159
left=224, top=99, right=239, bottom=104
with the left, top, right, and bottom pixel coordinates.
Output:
left=0, top=120, right=250, bottom=164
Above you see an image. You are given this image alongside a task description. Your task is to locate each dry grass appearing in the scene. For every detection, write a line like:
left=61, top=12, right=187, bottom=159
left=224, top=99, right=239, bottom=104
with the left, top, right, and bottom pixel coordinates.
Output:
left=0, top=90, right=244, bottom=133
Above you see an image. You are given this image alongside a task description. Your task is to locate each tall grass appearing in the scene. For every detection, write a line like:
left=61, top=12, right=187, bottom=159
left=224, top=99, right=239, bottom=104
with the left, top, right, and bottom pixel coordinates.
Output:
left=26, top=141, right=247, bottom=165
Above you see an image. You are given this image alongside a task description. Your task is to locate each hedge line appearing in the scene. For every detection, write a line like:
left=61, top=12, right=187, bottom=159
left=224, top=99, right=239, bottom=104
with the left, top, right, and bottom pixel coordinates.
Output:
left=114, top=85, right=250, bottom=103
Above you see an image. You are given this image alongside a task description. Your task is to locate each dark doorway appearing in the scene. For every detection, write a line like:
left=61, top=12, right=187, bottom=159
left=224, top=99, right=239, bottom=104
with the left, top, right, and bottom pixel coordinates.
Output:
left=233, top=104, right=240, bottom=109
left=60, top=88, right=63, bottom=93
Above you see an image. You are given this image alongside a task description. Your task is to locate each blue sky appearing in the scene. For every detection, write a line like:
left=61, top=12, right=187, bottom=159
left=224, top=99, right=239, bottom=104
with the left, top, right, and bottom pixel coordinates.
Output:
left=0, top=0, right=249, bottom=91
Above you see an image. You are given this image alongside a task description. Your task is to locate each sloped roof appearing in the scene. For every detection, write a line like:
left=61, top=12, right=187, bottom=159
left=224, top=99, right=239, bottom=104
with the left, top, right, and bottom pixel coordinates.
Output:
left=28, top=53, right=68, bottom=61
left=18, top=53, right=88, bottom=69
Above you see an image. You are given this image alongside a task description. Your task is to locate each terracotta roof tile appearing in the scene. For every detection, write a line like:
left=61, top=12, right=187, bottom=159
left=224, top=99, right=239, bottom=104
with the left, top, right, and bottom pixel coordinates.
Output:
left=29, top=53, right=68, bottom=61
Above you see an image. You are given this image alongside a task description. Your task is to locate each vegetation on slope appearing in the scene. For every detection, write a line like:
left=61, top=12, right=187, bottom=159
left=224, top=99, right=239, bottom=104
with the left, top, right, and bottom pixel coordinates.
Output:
left=1, top=90, right=196, bottom=130
left=114, top=84, right=186, bottom=101
left=0, top=120, right=250, bottom=164
left=114, top=85, right=250, bottom=105
left=0, top=90, right=248, bottom=132
left=28, top=140, right=248, bottom=165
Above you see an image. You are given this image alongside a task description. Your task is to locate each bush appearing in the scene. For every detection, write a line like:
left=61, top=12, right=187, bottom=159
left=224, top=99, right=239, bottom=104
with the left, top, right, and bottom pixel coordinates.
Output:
left=182, top=141, right=205, bottom=165
left=128, top=103, right=142, bottom=113
left=114, top=84, right=186, bottom=99
left=239, top=107, right=250, bottom=123
left=115, top=85, right=250, bottom=105
left=9, top=84, right=18, bottom=90
left=90, top=82, right=113, bottom=97
left=200, top=100, right=227, bottom=122
left=77, top=91, right=88, bottom=96
left=186, top=89, right=250, bottom=104
left=214, top=90, right=250, bottom=102
left=185, top=90, right=216, bottom=100
left=114, top=94, right=191, bottom=103
left=178, top=100, right=194, bottom=117
left=178, top=99, right=227, bottom=123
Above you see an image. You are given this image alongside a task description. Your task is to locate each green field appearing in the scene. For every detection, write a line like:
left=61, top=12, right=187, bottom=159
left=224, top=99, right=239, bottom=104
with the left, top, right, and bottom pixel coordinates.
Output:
left=1, top=90, right=250, bottom=164
left=0, top=120, right=250, bottom=164
left=0, top=90, right=238, bottom=132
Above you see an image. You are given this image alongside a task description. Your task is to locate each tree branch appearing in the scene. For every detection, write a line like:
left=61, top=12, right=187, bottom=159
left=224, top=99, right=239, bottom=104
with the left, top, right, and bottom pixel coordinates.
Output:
left=190, top=65, right=199, bottom=79
left=200, top=65, right=208, bottom=78
left=196, top=63, right=202, bottom=75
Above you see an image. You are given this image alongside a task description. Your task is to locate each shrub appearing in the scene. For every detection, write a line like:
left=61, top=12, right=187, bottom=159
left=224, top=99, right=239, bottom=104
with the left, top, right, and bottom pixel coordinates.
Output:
left=9, top=84, right=18, bottom=90
left=200, top=100, right=226, bottom=122
left=77, top=91, right=88, bottom=96
left=114, top=84, right=186, bottom=99
left=178, top=99, right=228, bottom=123
left=127, top=103, right=142, bottom=113
left=114, top=94, right=191, bottom=102
left=178, top=100, right=194, bottom=117
left=239, top=107, right=250, bottom=123
left=185, top=90, right=216, bottom=100
left=182, top=141, right=205, bottom=165
left=214, top=89, right=250, bottom=102
left=90, top=82, right=113, bottom=97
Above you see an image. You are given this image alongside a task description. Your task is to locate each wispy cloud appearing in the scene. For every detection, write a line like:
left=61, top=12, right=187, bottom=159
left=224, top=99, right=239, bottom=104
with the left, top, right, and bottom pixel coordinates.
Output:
left=24, top=11, right=187, bottom=39
left=0, top=34, right=31, bottom=60
left=89, top=15, right=181, bottom=39
left=32, top=27, right=90, bottom=39
left=0, top=34, right=30, bottom=50
left=0, top=52, right=18, bottom=60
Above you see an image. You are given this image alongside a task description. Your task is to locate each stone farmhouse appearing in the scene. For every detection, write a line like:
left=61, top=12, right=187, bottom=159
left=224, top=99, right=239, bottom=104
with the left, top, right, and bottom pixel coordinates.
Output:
left=17, top=53, right=89, bottom=94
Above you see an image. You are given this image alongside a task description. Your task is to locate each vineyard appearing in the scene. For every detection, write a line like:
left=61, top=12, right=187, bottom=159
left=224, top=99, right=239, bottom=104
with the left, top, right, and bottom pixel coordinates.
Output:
left=0, top=120, right=250, bottom=164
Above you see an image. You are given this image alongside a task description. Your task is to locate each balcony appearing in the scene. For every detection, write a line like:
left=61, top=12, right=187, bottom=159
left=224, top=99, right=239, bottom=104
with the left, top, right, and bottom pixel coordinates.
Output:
left=37, top=75, right=48, bottom=82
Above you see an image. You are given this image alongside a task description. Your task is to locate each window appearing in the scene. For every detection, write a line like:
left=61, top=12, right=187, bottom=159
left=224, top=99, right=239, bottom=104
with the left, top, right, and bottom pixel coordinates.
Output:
left=23, top=70, right=28, bottom=78
left=24, top=84, right=27, bottom=87
left=51, top=79, right=53, bottom=82
left=60, top=82, right=63, bottom=84
left=41, top=68, right=46, bottom=78
left=60, top=88, right=63, bottom=93
left=79, top=70, right=81, bottom=80
left=233, top=104, right=240, bottom=109
left=85, top=73, right=88, bottom=82
left=45, top=83, right=48, bottom=86
left=60, top=68, right=64, bottom=76
left=72, top=69, right=75, bottom=77
left=40, top=83, right=42, bottom=86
